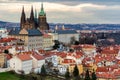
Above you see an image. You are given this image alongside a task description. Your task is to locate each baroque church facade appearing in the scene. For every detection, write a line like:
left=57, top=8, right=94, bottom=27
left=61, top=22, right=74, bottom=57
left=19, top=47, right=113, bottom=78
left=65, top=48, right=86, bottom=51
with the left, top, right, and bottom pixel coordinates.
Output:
left=20, top=3, right=49, bottom=30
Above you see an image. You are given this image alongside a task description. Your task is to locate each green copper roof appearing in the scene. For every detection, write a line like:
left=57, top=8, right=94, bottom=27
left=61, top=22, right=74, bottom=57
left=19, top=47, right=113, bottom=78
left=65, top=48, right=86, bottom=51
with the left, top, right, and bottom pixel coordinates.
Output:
left=39, top=3, right=46, bottom=16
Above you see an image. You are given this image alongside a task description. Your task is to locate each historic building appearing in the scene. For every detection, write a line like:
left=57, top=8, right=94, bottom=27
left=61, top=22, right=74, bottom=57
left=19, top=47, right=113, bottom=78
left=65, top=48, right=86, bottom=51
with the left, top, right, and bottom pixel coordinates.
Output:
left=55, top=30, right=79, bottom=44
left=20, top=3, right=49, bottom=30
left=9, top=28, right=43, bottom=50
left=0, top=53, right=5, bottom=68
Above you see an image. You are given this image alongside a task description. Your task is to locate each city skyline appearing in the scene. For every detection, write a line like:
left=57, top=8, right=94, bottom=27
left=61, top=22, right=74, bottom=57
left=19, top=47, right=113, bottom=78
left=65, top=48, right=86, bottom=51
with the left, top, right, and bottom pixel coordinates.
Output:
left=0, top=0, right=120, bottom=24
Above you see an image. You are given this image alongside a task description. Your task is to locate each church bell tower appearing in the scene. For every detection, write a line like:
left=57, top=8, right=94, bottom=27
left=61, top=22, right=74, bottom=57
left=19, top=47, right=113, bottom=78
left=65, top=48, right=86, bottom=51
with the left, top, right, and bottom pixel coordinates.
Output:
left=38, top=3, right=49, bottom=30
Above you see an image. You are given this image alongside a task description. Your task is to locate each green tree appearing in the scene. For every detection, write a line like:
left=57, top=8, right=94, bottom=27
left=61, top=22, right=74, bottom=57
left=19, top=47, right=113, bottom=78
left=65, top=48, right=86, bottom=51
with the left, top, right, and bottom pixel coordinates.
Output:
left=73, top=65, right=79, bottom=79
left=73, top=65, right=79, bottom=77
left=74, top=41, right=79, bottom=45
left=19, top=71, right=25, bottom=80
left=40, top=65, right=47, bottom=80
left=26, top=75, right=37, bottom=80
left=65, top=68, right=70, bottom=80
left=92, top=71, right=97, bottom=80
left=40, top=65, right=46, bottom=76
left=70, top=36, right=76, bottom=45
left=85, top=69, right=91, bottom=80
left=4, top=49, right=9, bottom=54
left=53, top=40, right=60, bottom=49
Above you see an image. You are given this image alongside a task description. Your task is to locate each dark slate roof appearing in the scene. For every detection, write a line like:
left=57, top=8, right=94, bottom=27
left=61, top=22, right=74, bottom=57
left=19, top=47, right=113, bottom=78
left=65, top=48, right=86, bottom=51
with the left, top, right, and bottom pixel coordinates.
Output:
left=9, top=28, right=43, bottom=36
left=27, top=29, right=43, bottom=36
left=9, top=28, right=20, bottom=35
left=56, top=30, right=78, bottom=34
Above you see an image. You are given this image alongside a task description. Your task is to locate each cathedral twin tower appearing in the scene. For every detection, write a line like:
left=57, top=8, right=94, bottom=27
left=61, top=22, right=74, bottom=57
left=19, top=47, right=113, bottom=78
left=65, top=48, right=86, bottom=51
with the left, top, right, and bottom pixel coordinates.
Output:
left=20, top=3, right=49, bottom=30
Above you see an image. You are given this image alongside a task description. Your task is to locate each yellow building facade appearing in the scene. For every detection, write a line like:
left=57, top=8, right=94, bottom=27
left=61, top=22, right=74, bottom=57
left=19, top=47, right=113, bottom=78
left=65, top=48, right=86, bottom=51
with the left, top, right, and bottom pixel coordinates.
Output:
left=0, top=53, right=5, bottom=68
left=43, top=34, right=53, bottom=50
left=9, top=29, right=43, bottom=50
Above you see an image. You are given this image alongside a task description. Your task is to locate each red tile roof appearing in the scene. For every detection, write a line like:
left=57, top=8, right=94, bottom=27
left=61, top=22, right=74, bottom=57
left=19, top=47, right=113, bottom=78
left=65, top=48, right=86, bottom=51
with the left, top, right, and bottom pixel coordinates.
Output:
left=74, top=55, right=82, bottom=59
left=0, top=38, right=17, bottom=43
left=114, top=69, right=120, bottom=76
left=43, top=34, right=52, bottom=38
left=80, top=44, right=96, bottom=48
left=17, top=54, right=32, bottom=61
left=32, top=53, right=45, bottom=60
left=38, top=49, right=46, bottom=53
left=97, top=73, right=116, bottom=79
left=58, top=52, right=67, bottom=58
left=96, top=67, right=109, bottom=72
left=76, top=51, right=83, bottom=56
left=16, top=46, right=25, bottom=51
left=62, top=59, right=75, bottom=64
left=6, top=54, right=12, bottom=60
left=71, top=45, right=81, bottom=50
left=101, top=46, right=119, bottom=55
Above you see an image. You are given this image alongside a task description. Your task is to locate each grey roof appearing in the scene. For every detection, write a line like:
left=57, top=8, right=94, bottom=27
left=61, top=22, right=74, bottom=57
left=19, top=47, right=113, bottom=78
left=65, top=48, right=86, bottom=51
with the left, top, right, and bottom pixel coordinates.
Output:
left=56, top=30, right=78, bottom=34
left=27, top=29, right=43, bottom=36
left=9, top=28, right=42, bottom=36
left=9, top=28, right=20, bottom=35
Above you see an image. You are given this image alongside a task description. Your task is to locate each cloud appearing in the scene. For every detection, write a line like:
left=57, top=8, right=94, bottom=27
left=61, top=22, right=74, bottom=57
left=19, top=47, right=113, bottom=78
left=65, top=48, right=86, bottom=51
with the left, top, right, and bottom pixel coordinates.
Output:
left=0, top=2, right=114, bottom=13
left=0, top=1, right=120, bottom=24
left=1, top=0, right=120, bottom=6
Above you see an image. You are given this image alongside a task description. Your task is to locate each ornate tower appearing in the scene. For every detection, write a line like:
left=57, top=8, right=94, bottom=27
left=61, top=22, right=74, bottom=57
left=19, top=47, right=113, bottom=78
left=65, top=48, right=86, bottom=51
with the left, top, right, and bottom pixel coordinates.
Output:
left=30, top=6, right=35, bottom=29
left=20, top=6, right=26, bottom=29
left=38, top=3, right=49, bottom=30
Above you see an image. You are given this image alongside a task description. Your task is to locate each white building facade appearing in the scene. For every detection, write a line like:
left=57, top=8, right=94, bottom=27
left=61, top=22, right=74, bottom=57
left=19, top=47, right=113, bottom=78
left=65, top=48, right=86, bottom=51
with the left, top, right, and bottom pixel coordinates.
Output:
left=10, top=54, right=32, bottom=74
left=56, top=30, right=79, bottom=44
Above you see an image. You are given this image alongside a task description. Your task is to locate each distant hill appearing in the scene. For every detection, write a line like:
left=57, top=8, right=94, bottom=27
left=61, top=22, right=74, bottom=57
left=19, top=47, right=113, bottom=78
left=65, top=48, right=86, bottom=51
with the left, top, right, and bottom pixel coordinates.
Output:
left=50, top=23, right=120, bottom=30
left=0, top=21, right=19, bottom=29
left=0, top=21, right=120, bottom=30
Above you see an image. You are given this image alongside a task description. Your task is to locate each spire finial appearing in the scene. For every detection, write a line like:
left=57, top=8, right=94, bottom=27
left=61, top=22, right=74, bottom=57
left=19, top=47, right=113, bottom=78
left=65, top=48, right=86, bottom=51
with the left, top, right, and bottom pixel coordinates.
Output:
left=31, top=5, right=33, bottom=10
left=30, top=5, right=34, bottom=21
left=41, top=2, right=44, bottom=10
left=41, top=2, right=44, bottom=11
left=22, top=5, right=24, bottom=13
left=39, top=2, right=45, bottom=16
left=31, top=5, right=33, bottom=13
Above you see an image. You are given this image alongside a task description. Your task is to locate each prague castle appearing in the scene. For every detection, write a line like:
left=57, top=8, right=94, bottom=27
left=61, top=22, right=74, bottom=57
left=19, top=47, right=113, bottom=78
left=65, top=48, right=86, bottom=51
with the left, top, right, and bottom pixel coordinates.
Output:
left=20, top=3, right=49, bottom=30
left=9, top=3, right=53, bottom=50
left=9, top=3, right=79, bottom=50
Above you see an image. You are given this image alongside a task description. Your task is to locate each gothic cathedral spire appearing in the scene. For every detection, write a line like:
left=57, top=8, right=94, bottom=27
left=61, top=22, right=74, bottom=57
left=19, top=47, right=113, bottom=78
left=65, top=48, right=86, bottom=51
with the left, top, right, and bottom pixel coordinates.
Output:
left=30, top=5, right=34, bottom=22
left=30, top=5, right=35, bottom=29
left=20, top=6, right=26, bottom=29
left=20, top=3, right=49, bottom=30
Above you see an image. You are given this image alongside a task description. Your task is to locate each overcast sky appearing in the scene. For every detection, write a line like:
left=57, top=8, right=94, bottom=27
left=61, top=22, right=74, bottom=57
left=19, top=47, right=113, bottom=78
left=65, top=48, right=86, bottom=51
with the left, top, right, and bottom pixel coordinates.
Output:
left=0, top=0, right=120, bottom=24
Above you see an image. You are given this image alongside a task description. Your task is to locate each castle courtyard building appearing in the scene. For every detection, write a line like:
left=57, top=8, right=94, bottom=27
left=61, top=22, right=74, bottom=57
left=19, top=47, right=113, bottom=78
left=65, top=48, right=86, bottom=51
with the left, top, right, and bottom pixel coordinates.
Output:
left=9, top=28, right=43, bottom=50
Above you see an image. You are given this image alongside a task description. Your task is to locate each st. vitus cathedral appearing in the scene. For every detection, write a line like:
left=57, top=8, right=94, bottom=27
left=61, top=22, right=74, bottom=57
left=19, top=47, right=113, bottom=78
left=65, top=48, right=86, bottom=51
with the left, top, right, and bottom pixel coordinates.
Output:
left=20, top=3, right=49, bottom=30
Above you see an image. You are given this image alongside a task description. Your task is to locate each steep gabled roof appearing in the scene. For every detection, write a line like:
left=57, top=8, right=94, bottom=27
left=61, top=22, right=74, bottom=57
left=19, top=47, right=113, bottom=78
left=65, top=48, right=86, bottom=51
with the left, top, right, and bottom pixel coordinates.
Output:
left=32, top=53, right=45, bottom=60
left=27, top=29, right=43, bottom=36
left=96, top=67, right=109, bottom=72
left=17, top=54, right=32, bottom=61
left=62, top=59, right=75, bottom=64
